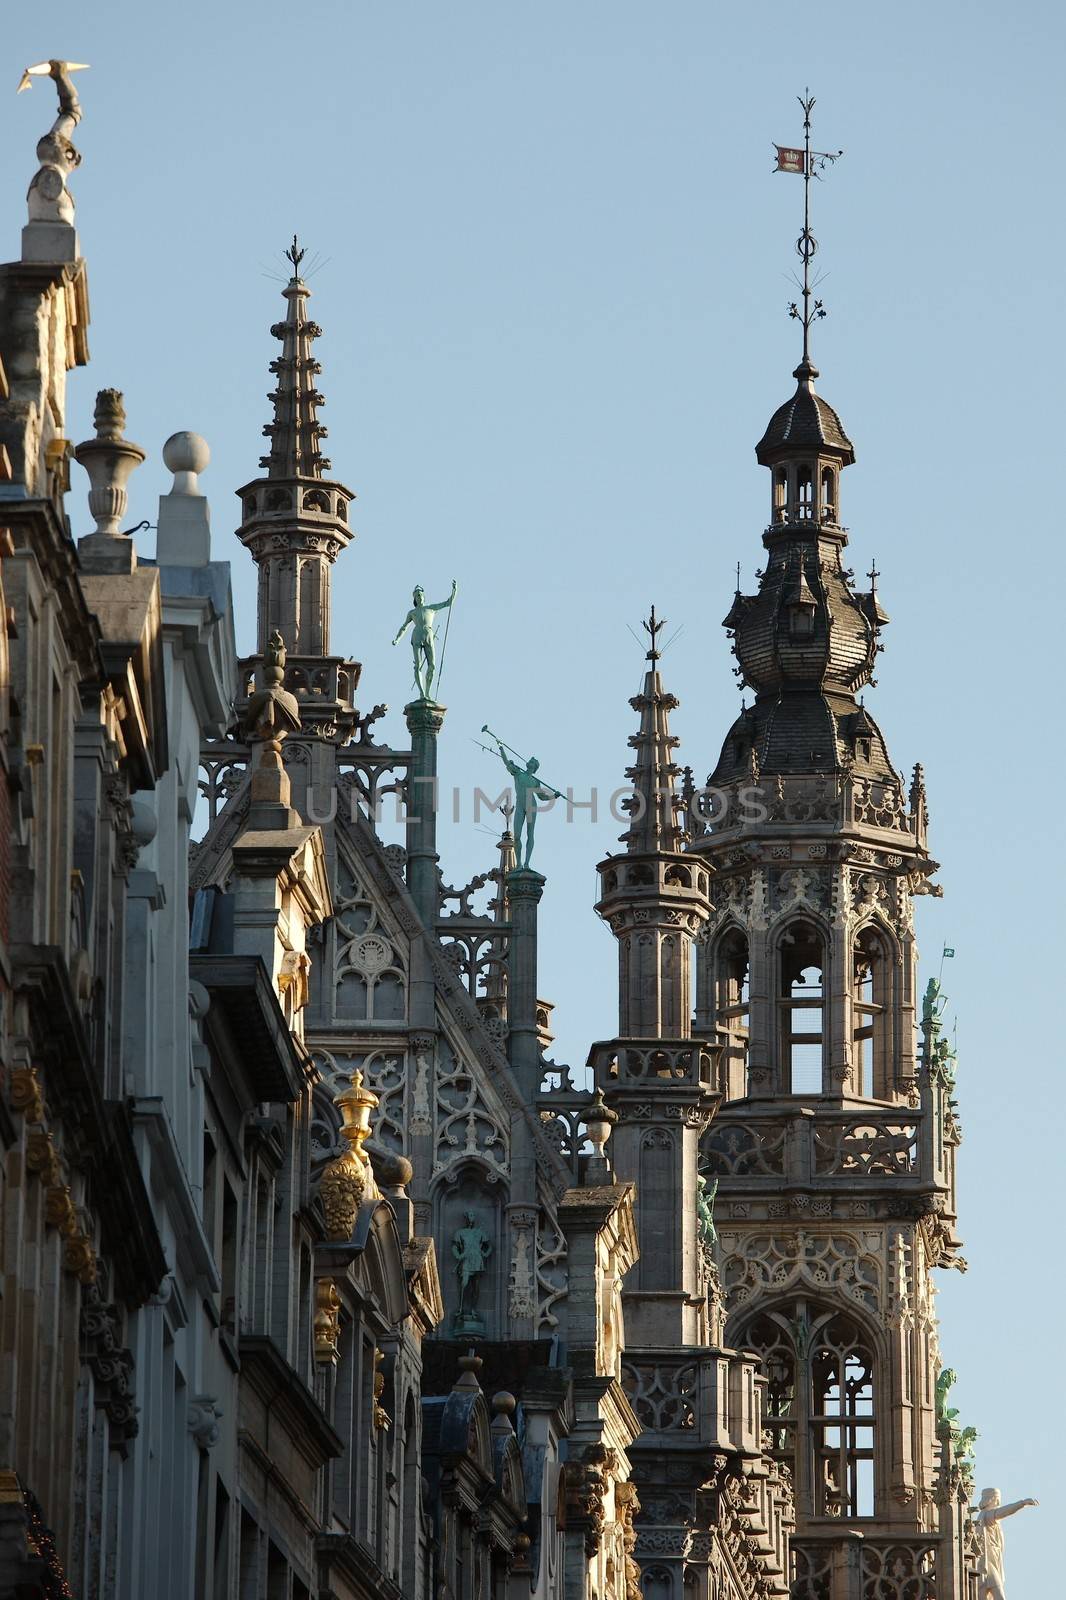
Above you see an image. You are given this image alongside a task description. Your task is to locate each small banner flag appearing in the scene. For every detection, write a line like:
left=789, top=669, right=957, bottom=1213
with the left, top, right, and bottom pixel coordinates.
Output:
left=774, top=145, right=806, bottom=174
left=943, top=946, right=955, bottom=959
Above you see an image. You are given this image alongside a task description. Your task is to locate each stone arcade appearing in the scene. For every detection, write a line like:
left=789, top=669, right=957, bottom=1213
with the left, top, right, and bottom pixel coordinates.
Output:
left=0, top=65, right=1022, bottom=1600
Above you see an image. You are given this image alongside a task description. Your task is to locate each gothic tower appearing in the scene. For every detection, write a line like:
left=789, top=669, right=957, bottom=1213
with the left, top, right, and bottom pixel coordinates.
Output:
left=593, top=611, right=715, bottom=1339
left=592, top=625, right=796, bottom=1600
left=234, top=240, right=360, bottom=739
left=688, top=339, right=975, bottom=1595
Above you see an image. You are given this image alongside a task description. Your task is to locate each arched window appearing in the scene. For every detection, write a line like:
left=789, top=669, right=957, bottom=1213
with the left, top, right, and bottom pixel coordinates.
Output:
left=811, top=1313, right=876, bottom=1518
left=796, top=465, right=814, bottom=520
left=740, top=1302, right=877, bottom=1521
left=779, top=921, right=825, bottom=1094
left=820, top=466, right=836, bottom=522
left=774, top=467, right=789, bottom=522
left=715, top=929, right=750, bottom=1099
left=852, top=928, right=890, bottom=1097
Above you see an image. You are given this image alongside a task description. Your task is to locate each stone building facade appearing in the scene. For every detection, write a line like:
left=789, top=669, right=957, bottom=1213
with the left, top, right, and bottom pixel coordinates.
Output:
left=0, top=69, right=995, bottom=1600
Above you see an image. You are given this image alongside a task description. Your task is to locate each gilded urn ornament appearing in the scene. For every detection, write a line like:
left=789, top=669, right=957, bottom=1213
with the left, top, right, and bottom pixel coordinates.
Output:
left=319, top=1071, right=379, bottom=1241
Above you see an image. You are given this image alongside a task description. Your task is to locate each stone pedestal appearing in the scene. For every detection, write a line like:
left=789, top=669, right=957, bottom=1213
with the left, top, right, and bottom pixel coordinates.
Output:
left=404, top=698, right=445, bottom=925
left=21, top=221, right=79, bottom=264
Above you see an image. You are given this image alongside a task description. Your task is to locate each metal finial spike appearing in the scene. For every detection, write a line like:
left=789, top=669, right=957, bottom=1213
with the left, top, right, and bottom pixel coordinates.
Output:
left=774, top=92, right=842, bottom=367
left=285, top=234, right=306, bottom=275
left=868, top=558, right=880, bottom=591
left=735, top=561, right=742, bottom=594
left=642, top=605, right=667, bottom=663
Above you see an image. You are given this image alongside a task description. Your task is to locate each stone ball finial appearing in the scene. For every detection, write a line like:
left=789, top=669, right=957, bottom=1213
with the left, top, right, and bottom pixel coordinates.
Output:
left=492, top=1391, right=517, bottom=1417
left=163, top=431, right=210, bottom=496
left=377, top=1152, right=414, bottom=1191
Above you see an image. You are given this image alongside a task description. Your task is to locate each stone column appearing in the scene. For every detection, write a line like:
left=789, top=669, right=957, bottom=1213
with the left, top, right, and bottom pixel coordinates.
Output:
left=505, top=867, right=545, bottom=1100
left=404, top=699, right=445, bottom=927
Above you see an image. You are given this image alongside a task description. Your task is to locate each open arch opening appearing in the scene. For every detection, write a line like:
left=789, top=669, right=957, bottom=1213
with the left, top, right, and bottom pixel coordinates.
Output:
left=852, top=926, right=890, bottom=1096
left=714, top=928, right=750, bottom=1099
left=779, top=920, right=825, bottom=1094
left=738, top=1300, right=877, bottom=1521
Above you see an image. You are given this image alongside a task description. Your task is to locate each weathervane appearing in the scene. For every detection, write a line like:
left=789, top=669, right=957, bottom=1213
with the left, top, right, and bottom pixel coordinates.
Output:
left=773, top=91, right=842, bottom=364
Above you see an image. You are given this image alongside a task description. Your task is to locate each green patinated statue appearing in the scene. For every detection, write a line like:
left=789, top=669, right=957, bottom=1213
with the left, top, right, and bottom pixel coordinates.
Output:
left=482, top=726, right=562, bottom=870
left=935, top=1366, right=959, bottom=1426
left=922, top=977, right=944, bottom=1031
left=392, top=580, right=457, bottom=699
left=934, top=1034, right=958, bottom=1086
left=696, top=1174, right=719, bottom=1248
left=452, top=1211, right=492, bottom=1320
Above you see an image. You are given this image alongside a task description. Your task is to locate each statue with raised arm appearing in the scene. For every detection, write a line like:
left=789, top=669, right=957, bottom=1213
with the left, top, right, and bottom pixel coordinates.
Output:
left=482, top=726, right=562, bottom=870
left=18, top=61, right=89, bottom=227
left=391, top=580, right=457, bottom=699
left=973, top=1487, right=1038, bottom=1600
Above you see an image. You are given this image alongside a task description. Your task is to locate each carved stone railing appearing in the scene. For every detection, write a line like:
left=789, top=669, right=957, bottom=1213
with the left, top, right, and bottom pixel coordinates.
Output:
left=689, top=772, right=918, bottom=841
left=790, top=1540, right=832, bottom=1600
left=702, top=1120, right=787, bottom=1178
left=703, top=1111, right=932, bottom=1189
left=588, top=1039, right=721, bottom=1094
left=790, top=1537, right=938, bottom=1600
left=859, top=1541, right=937, bottom=1599
left=813, top=1120, right=918, bottom=1178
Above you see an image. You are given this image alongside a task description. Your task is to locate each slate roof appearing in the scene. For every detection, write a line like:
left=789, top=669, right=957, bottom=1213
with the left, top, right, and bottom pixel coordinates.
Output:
left=756, top=360, right=855, bottom=465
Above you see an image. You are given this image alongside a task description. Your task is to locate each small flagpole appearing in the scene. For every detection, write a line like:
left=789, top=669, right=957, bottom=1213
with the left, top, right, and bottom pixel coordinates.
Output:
left=801, top=91, right=814, bottom=364
left=777, top=92, right=842, bottom=363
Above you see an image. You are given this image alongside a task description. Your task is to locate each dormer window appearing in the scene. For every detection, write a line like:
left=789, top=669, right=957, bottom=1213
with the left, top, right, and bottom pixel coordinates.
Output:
left=789, top=602, right=815, bottom=640
left=856, top=737, right=872, bottom=763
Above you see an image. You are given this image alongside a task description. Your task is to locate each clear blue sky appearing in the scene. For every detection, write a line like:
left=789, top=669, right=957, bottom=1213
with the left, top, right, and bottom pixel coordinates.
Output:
left=4, top=2, right=1057, bottom=1585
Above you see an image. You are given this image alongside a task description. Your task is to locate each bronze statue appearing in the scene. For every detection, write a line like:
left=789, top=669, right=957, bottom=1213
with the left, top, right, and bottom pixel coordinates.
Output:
left=392, top=581, right=457, bottom=699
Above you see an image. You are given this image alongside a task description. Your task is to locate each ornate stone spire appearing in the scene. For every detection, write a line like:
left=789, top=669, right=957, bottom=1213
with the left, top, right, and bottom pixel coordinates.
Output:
left=260, top=238, right=330, bottom=480
left=620, top=607, right=684, bottom=854
left=595, top=610, right=711, bottom=1040
left=235, top=240, right=354, bottom=661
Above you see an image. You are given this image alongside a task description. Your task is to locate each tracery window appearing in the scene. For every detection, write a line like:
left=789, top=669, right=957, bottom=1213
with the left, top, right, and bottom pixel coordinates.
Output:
left=740, top=1302, right=877, bottom=1521
left=779, top=920, right=825, bottom=1094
